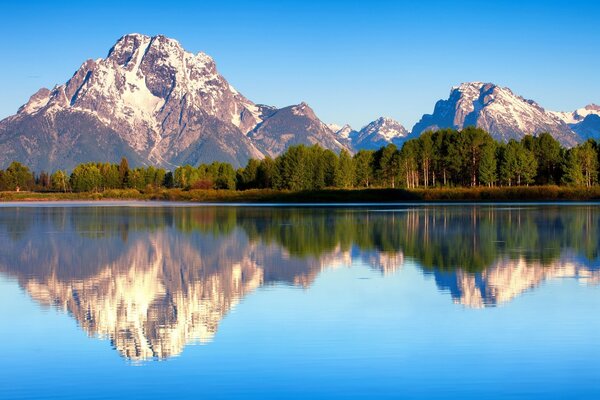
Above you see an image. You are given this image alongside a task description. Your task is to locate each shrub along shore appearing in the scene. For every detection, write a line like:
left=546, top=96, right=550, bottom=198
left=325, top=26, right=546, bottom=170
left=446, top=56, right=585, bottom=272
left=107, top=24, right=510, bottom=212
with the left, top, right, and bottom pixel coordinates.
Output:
left=2, top=186, right=600, bottom=203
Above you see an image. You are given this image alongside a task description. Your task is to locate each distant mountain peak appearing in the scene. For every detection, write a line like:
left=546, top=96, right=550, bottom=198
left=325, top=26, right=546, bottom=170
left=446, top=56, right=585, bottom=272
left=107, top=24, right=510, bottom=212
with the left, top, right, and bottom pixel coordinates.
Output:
left=412, top=81, right=579, bottom=146
left=248, top=102, right=349, bottom=157
left=345, top=117, right=408, bottom=150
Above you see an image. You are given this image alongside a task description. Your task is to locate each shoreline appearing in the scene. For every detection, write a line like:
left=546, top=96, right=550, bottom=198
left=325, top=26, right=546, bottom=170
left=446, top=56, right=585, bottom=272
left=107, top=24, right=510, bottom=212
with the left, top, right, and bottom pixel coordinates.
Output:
left=2, top=187, right=600, bottom=203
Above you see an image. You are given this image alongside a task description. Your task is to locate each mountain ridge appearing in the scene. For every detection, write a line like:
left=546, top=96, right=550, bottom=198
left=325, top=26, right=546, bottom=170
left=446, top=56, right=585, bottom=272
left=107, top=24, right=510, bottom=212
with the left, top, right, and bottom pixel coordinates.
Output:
left=0, top=33, right=348, bottom=170
left=411, top=81, right=581, bottom=146
left=0, top=34, right=598, bottom=171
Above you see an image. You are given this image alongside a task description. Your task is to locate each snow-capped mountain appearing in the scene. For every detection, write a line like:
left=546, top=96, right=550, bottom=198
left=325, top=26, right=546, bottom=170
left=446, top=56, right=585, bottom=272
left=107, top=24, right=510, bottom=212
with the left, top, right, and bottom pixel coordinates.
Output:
left=248, top=102, right=348, bottom=158
left=352, top=117, right=409, bottom=150
left=411, top=82, right=581, bottom=146
left=333, top=124, right=357, bottom=140
left=550, top=104, right=600, bottom=125
left=328, top=118, right=408, bottom=150
left=0, top=34, right=347, bottom=170
left=550, top=104, right=600, bottom=140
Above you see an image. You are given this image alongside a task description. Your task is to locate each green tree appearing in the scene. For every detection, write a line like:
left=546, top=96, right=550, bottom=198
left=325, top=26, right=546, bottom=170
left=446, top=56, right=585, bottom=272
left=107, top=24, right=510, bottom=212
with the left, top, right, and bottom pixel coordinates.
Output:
left=118, top=157, right=130, bottom=188
left=50, top=170, right=69, bottom=192
left=418, top=132, right=434, bottom=187
left=4, top=161, right=34, bottom=191
left=334, top=149, right=355, bottom=188
left=524, top=132, right=563, bottom=184
left=256, top=157, right=277, bottom=189
left=374, top=144, right=399, bottom=187
left=563, top=141, right=598, bottom=186
left=276, top=145, right=311, bottom=190
left=213, top=162, right=236, bottom=190
left=478, top=139, right=497, bottom=186
left=70, top=163, right=103, bottom=192
left=399, top=140, right=419, bottom=188
left=499, top=140, right=538, bottom=186
left=238, top=159, right=260, bottom=190
left=353, top=150, right=375, bottom=188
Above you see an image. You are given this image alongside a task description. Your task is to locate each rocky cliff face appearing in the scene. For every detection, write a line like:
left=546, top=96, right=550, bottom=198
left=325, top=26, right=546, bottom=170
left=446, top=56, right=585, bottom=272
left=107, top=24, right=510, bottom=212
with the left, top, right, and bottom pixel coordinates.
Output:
left=412, top=82, right=581, bottom=146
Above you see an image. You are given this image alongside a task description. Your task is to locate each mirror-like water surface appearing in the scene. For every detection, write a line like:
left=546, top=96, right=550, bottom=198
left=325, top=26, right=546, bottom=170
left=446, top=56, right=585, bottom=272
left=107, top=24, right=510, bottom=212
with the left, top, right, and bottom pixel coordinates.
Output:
left=0, top=203, right=599, bottom=399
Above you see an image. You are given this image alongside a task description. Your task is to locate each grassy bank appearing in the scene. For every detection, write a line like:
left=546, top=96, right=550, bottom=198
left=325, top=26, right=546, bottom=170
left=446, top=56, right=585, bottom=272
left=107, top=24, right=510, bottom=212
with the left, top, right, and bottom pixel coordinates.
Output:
left=2, top=186, right=600, bottom=203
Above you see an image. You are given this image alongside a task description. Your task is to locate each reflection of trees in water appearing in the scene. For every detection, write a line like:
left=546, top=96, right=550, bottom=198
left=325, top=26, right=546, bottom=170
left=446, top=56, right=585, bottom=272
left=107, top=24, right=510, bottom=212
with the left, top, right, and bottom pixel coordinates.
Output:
left=1, top=205, right=599, bottom=359
left=2, top=205, right=600, bottom=272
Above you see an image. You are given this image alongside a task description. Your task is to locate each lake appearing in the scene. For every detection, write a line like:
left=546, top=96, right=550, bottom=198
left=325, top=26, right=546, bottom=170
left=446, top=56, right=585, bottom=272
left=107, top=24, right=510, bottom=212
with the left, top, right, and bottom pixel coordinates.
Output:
left=0, top=203, right=599, bottom=399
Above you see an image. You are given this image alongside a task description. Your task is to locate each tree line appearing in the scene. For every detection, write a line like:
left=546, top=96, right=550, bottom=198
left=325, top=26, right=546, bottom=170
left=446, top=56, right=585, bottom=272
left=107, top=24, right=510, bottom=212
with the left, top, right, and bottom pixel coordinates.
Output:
left=1, top=127, right=599, bottom=192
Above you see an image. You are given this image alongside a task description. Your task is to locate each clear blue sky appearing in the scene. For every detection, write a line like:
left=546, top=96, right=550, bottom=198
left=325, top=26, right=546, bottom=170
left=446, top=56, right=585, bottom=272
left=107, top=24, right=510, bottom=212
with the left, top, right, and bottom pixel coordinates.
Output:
left=0, top=0, right=598, bottom=129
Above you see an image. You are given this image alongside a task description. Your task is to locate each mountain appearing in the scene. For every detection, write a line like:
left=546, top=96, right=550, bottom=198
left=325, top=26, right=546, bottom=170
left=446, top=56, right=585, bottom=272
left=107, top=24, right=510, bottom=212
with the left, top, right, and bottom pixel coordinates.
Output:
left=248, top=102, right=348, bottom=158
left=550, top=104, right=600, bottom=140
left=411, top=82, right=581, bottom=146
left=572, top=115, right=600, bottom=140
left=333, top=124, right=357, bottom=141
left=550, top=104, right=600, bottom=125
left=328, top=118, right=408, bottom=151
left=0, top=34, right=345, bottom=171
left=352, top=117, right=409, bottom=150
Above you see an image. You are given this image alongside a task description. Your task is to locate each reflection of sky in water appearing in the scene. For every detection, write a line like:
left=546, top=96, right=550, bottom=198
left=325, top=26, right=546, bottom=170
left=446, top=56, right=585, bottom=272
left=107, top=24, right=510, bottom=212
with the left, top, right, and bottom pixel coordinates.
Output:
left=0, top=204, right=599, bottom=399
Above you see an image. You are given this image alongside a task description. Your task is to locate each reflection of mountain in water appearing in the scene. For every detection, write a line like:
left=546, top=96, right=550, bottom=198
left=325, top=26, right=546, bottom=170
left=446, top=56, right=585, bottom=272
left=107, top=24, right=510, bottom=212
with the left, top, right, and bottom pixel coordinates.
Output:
left=434, top=255, right=600, bottom=308
left=0, top=206, right=599, bottom=360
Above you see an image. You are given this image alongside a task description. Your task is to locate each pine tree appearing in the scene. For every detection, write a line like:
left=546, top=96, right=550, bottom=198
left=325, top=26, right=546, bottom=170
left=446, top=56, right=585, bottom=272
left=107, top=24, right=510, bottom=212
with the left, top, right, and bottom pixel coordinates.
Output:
left=353, top=150, right=375, bottom=188
left=119, top=157, right=130, bottom=188
left=334, top=149, right=355, bottom=188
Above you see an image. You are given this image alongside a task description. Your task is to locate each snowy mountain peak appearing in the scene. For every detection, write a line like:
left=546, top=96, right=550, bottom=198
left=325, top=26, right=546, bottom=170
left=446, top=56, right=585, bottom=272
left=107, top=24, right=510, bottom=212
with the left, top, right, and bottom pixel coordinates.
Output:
left=0, top=34, right=347, bottom=170
left=361, top=117, right=408, bottom=141
left=333, top=124, right=356, bottom=140
left=412, top=81, right=579, bottom=146
left=550, top=104, right=600, bottom=125
left=347, top=117, right=408, bottom=150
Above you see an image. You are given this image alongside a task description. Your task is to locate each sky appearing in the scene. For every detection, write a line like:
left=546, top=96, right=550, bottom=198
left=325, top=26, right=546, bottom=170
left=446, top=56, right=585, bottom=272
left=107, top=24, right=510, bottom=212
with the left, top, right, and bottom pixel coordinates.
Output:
left=0, top=0, right=598, bottom=129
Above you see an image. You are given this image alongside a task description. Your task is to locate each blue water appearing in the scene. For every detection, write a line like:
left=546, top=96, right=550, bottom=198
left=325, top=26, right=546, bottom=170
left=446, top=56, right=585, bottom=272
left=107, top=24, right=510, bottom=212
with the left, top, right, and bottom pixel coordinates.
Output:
left=0, top=203, right=599, bottom=399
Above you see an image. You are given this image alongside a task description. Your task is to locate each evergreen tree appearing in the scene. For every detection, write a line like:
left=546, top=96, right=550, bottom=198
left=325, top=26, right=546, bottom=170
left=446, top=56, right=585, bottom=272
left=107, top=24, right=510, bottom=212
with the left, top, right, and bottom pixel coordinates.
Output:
left=478, top=139, right=497, bottom=186
left=256, top=157, right=277, bottom=189
left=526, top=133, right=563, bottom=184
left=163, top=171, right=174, bottom=188
left=562, top=149, right=585, bottom=186
left=374, top=144, right=399, bottom=188
left=238, top=159, right=260, bottom=190
left=119, top=157, right=130, bottom=188
left=500, top=140, right=537, bottom=186
left=334, top=149, right=355, bottom=188
left=353, top=150, right=375, bottom=188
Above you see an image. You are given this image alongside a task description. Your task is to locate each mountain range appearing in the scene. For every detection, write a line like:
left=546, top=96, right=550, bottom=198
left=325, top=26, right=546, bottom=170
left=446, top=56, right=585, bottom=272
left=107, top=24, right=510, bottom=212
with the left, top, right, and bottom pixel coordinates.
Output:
left=0, top=33, right=598, bottom=171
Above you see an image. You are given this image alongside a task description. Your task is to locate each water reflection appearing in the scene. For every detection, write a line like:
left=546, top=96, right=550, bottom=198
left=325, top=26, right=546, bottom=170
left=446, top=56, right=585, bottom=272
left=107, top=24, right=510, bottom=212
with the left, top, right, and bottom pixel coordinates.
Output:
left=0, top=205, right=599, bottom=360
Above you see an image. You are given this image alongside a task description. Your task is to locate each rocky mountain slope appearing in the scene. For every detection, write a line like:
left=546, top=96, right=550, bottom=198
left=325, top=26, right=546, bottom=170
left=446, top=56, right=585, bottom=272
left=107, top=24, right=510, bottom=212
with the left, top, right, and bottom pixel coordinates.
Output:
left=412, top=82, right=581, bottom=146
left=0, top=34, right=347, bottom=170
left=248, top=102, right=347, bottom=158
left=550, top=104, right=600, bottom=140
left=1, top=38, right=597, bottom=172
left=351, top=117, right=409, bottom=150
left=329, top=118, right=409, bottom=150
